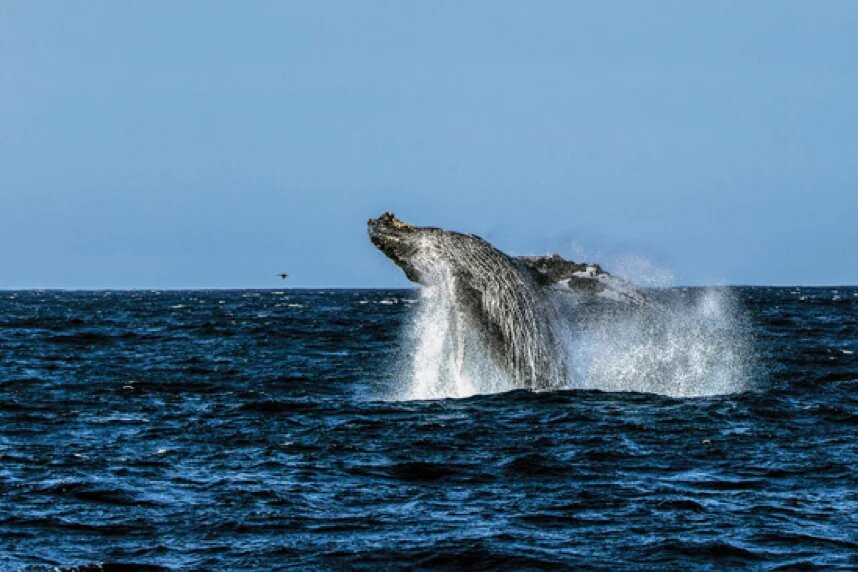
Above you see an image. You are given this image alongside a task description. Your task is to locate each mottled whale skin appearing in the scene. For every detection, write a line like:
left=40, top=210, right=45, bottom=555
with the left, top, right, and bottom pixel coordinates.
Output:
left=367, top=212, right=644, bottom=390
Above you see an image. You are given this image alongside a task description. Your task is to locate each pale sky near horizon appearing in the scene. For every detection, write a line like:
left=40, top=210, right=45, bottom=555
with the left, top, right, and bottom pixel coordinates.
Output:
left=2, top=1, right=857, bottom=289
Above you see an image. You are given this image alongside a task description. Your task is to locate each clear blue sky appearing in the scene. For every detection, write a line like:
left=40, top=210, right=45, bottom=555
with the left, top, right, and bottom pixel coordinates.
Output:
left=2, top=1, right=856, bottom=288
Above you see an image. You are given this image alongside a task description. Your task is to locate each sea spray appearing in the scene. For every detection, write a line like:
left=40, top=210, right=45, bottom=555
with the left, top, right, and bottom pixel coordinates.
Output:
left=400, top=283, right=512, bottom=400
left=560, top=287, right=753, bottom=397
left=396, top=241, right=521, bottom=400
left=397, top=282, right=753, bottom=400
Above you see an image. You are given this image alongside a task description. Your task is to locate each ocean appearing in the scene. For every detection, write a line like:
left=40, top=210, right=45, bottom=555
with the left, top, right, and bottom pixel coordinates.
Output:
left=1, top=288, right=856, bottom=570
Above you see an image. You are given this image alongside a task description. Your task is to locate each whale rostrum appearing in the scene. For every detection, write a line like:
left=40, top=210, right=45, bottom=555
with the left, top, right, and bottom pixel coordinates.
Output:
left=368, top=212, right=646, bottom=390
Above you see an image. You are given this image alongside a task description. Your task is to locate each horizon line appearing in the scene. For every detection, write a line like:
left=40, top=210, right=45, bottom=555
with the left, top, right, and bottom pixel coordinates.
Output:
left=2, top=283, right=857, bottom=292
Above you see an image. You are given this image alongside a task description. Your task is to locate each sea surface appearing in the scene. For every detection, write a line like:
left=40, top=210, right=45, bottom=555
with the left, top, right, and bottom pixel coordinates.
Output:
left=1, top=288, right=857, bottom=571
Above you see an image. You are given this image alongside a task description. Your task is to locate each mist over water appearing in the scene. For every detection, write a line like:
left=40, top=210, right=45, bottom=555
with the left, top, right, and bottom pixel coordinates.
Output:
left=397, top=279, right=755, bottom=400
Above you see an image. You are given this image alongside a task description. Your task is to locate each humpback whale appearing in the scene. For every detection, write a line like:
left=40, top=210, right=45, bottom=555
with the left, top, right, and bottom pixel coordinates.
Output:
left=368, top=212, right=645, bottom=390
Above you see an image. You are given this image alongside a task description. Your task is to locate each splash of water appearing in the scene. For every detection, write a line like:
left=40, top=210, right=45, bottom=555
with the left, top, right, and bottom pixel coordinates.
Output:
left=395, top=281, right=753, bottom=400
left=560, top=288, right=752, bottom=398
left=397, top=283, right=513, bottom=400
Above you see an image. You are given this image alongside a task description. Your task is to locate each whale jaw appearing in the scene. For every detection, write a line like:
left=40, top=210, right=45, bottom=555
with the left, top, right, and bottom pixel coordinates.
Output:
left=367, top=212, right=431, bottom=285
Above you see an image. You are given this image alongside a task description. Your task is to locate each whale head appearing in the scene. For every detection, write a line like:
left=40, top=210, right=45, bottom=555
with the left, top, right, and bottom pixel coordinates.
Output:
left=367, top=212, right=431, bottom=284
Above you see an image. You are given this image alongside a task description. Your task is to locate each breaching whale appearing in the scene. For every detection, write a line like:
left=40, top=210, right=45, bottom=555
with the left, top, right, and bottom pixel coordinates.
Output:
left=368, top=212, right=645, bottom=390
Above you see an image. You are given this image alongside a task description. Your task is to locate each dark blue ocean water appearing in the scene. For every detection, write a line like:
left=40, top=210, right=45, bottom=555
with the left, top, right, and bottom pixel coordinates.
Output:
left=1, top=288, right=857, bottom=571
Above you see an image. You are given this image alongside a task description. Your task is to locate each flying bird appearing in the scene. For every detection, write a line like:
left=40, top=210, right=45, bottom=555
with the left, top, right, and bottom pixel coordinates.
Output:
left=277, top=273, right=288, bottom=280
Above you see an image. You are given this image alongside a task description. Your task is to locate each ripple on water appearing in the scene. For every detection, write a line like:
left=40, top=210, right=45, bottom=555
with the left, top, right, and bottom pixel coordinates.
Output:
left=0, top=288, right=856, bottom=570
